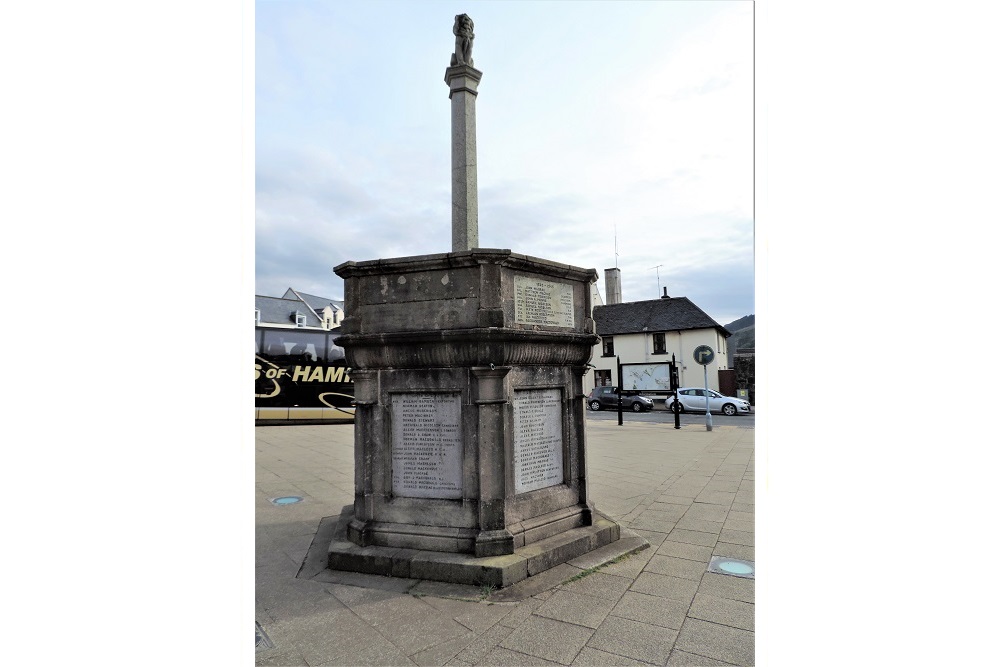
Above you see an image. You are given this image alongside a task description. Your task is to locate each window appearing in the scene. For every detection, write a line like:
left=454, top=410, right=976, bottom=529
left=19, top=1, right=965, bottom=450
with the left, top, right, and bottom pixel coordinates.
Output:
left=652, top=332, right=666, bottom=355
left=294, top=311, right=307, bottom=327
left=594, top=369, right=612, bottom=387
left=255, top=308, right=261, bottom=325
left=602, top=336, right=615, bottom=357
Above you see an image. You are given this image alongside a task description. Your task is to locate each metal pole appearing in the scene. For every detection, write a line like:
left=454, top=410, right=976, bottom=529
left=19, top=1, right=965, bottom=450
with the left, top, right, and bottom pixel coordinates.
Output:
left=672, top=354, right=680, bottom=430
left=617, top=356, right=623, bottom=426
left=704, top=363, right=713, bottom=432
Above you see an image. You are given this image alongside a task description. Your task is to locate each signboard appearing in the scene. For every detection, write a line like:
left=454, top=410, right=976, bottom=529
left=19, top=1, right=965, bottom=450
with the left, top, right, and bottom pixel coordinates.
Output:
left=693, top=345, right=715, bottom=366
left=621, top=363, right=672, bottom=391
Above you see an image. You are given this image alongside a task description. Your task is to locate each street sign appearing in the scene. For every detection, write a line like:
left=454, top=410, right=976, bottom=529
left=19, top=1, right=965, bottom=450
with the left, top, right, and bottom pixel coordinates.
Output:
left=693, top=345, right=715, bottom=366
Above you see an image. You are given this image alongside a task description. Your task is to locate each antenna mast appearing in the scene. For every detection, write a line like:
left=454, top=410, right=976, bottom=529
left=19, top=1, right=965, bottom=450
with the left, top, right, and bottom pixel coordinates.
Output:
left=649, top=264, right=664, bottom=297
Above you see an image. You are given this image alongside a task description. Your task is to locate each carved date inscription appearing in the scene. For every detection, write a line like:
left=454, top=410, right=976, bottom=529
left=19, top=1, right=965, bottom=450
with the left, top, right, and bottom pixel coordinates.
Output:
left=514, top=275, right=575, bottom=328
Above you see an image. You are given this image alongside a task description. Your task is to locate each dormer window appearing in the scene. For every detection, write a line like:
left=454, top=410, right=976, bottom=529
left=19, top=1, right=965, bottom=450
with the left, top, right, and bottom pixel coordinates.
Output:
left=255, top=308, right=261, bottom=325
left=294, top=311, right=307, bottom=327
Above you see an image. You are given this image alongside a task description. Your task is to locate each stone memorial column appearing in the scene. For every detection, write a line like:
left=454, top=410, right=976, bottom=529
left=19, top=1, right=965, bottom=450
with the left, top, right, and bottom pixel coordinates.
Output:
left=444, top=14, right=482, bottom=252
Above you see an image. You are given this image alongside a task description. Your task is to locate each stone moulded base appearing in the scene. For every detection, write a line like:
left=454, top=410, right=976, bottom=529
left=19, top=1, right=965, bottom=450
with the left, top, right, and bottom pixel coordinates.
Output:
left=327, top=507, right=631, bottom=589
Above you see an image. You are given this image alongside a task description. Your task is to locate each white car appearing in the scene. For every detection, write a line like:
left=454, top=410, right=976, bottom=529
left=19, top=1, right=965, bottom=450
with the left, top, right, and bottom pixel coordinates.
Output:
left=667, top=388, right=752, bottom=416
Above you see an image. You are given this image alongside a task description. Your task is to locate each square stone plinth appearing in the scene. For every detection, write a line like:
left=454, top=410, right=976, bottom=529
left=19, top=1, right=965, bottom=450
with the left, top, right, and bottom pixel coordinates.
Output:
left=327, top=508, right=640, bottom=589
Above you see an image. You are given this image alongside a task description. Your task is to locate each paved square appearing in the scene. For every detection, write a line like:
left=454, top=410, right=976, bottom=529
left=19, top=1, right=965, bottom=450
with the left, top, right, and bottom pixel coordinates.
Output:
left=256, top=419, right=754, bottom=665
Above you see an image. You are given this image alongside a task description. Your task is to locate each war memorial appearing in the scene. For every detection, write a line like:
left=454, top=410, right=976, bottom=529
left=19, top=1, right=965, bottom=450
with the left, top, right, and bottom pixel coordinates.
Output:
left=324, top=15, right=644, bottom=589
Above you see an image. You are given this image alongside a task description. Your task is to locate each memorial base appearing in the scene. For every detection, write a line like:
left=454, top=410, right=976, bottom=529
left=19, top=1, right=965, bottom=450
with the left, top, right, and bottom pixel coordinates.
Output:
left=328, top=507, right=634, bottom=589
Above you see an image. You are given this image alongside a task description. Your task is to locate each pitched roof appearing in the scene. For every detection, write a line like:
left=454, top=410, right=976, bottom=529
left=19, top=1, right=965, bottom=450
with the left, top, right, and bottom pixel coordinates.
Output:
left=282, top=288, right=344, bottom=313
left=593, top=297, right=731, bottom=337
left=255, top=295, right=323, bottom=327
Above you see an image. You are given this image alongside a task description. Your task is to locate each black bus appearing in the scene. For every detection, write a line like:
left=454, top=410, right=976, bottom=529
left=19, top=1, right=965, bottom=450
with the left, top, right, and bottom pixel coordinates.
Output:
left=255, top=326, right=355, bottom=423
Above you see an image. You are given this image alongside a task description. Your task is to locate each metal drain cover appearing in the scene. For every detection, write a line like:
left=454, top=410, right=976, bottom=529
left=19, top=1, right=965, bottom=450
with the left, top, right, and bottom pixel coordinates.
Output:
left=255, top=622, right=274, bottom=652
left=708, top=556, right=754, bottom=579
left=270, top=496, right=303, bottom=506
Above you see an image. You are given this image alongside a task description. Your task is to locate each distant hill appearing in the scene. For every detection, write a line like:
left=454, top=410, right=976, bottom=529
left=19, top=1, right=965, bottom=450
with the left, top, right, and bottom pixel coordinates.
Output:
left=724, top=315, right=754, bottom=350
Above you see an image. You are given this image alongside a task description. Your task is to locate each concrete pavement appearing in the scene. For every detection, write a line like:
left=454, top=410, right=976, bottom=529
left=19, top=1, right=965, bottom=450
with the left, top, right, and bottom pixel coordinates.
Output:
left=256, top=417, right=754, bottom=666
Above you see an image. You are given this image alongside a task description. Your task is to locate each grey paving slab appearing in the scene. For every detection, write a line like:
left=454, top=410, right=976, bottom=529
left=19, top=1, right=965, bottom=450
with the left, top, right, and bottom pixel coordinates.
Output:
left=656, top=540, right=715, bottom=563
left=645, top=554, right=711, bottom=581
left=682, top=503, right=730, bottom=523
left=629, top=572, right=700, bottom=605
left=688, top=593, right=754, bottom=632
left=610, top=590, right=690, bottom=630
left=255, top=647, right=309, bottom=666
left=420, top=596, right=514, bottom=632
left=675, top=517, right=724, bottom=534
left=725, top=510, right=753, bottom=524
left=479, top=646, right=564, bottom=665
left=697, top=573, right=755, bottom=604
left=499, top=615, right=595, bottom=665
left=712, top=543, right=754, bottom=562
left=571, top=646, right=652, bottom=665
left=629, top=529, right=668, bottom=548
left=535, top=589, right=617, bottom=629
left=498, top=597, right=544, bottom=628
left=722, top=518, right=753, bottom=534
left=674, top=618, right=754, bottom=667
left=718, top=529, right=753, bottom=547
left=410, top=632, right=479, bottom=667
left=666, top=649, right=737, bottom=665
left=586, top=615, right=678, bottom=665
left=559, top=571, right=632, bottom=601
left=595, top=548, right=654, bottom=580
left=693, top=491, right=736, bottom=506
left=657, top=494, right=699, bottom=505
left=667, top=528, right=719, bottom=548
left=454, top=623, right=516, bottom=664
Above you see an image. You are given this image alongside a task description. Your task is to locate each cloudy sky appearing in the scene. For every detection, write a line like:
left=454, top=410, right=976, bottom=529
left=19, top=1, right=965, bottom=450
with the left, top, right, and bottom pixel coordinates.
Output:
left=256, top=0, right=754, bottom=326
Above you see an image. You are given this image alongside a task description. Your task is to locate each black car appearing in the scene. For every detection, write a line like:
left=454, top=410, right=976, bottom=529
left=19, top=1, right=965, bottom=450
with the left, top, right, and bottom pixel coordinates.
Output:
left=586, top=386, right=655, bottom=412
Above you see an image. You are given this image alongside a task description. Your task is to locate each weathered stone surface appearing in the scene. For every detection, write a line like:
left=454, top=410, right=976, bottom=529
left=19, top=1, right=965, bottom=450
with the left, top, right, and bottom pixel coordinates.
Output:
left=329, top=250, right=622, bottom=586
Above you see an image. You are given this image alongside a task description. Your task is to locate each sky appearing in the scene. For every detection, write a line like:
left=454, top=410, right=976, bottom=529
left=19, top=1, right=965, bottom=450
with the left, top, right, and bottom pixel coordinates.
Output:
left=256, top=0, right=754, bottom=325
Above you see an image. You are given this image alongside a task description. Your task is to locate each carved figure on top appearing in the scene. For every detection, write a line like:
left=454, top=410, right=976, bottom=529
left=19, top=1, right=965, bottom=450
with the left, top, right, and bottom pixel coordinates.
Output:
left=451, top=14, right=474, bottom=67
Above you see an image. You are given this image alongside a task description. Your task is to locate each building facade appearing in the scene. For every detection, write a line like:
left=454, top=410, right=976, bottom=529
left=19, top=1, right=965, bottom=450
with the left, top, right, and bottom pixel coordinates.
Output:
left=587, top=292, right=732, bottom=395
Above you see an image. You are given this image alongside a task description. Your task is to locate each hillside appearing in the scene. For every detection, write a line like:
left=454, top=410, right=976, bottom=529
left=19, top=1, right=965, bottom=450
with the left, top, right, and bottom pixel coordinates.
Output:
left=724, top=315, right=754, bottom=350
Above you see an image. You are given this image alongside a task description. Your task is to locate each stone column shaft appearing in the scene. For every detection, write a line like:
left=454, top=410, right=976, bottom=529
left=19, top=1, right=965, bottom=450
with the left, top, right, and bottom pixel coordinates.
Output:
left=445, top=65, right=483, bottom=252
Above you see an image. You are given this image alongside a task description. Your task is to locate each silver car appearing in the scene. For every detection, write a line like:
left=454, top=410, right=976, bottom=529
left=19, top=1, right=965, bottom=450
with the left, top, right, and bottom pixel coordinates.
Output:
left=667, top=388, right=752, bottom=416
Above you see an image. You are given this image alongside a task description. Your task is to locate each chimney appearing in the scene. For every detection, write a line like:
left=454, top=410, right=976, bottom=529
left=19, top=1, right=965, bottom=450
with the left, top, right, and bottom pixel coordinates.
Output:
left=604, top=268, right=622, bottom=305
left=661, top=286, right=669, bottom=299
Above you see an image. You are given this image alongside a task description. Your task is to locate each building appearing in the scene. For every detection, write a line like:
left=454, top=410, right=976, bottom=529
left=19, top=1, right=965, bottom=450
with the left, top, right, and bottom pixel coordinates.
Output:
left=589, top=286, right=732, bottom=395
left=255, top=288, right=345, bottom=330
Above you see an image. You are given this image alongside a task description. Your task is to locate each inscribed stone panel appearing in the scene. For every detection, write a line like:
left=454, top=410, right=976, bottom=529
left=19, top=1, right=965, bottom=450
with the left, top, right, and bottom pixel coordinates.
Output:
left=513, top=388, right=564, bottom=494
left=391, top=393, right=463, bottom=499
left=513, top=275, right=574, bottom=328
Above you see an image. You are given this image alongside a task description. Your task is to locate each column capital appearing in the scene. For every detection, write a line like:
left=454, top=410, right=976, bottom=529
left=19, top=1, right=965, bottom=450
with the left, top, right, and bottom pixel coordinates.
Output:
left=444, top=65, right=483, bottom=98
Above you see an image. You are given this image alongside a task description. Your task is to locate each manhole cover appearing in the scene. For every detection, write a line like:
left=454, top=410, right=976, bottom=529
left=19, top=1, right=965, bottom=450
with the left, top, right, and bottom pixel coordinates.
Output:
left=255, top=622, right=274, bottom=652
left=270, top=496, right=303, bottom=506
left=708, top=556, right=754, bottom=579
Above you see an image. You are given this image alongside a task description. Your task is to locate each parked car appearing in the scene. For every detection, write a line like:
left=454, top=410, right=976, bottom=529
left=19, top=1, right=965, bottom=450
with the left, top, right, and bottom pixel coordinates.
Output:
left=587, top=386, right=655, bottom=412
left=666, top=388, right=752, bottom=416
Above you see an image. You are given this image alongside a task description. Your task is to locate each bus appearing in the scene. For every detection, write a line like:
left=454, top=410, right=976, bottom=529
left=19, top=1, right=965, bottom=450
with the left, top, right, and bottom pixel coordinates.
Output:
left=255, top=326, right=355, bottom=423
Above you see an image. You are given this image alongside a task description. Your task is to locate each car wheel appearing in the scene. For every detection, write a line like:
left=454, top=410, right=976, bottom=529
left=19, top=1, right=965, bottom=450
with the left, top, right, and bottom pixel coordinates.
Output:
left=671, top=401, right=684, bottom=413
left=722, top=403, right=737, bottom=416
left=631, top=402, right=642, bottom=413
left=589, top=400, right=601, bottom=411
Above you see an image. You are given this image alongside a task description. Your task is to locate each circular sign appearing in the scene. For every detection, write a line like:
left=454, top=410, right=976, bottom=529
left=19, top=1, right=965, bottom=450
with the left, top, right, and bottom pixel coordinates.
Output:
left=693, top=345, right=715, bottom=366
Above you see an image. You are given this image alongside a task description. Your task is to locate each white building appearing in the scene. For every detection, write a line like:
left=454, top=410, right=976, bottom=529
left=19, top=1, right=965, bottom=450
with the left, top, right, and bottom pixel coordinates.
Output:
left=588, top=288, right=732, bottom=395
